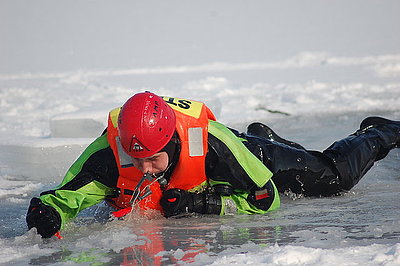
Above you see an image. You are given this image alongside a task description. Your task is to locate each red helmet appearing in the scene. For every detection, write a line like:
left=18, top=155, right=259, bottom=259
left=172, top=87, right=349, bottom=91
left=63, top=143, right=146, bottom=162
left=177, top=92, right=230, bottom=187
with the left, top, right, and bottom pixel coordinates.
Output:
left=118, top=92, right=176, bottom=158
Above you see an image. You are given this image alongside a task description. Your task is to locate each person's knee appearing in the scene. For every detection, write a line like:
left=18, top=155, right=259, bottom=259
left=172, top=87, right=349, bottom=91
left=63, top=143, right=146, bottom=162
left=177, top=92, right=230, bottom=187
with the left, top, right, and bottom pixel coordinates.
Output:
left=274, top=151, right=343, bottom=197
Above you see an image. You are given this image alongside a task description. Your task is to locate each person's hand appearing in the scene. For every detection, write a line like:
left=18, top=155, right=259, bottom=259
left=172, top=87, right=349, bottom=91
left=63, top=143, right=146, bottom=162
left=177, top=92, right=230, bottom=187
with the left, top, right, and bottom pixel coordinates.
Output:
left=160, top=189, right=222, bottom=217
left=26, top=197, right=61, bottom=238
left=160, top=189, right=192, bottom=217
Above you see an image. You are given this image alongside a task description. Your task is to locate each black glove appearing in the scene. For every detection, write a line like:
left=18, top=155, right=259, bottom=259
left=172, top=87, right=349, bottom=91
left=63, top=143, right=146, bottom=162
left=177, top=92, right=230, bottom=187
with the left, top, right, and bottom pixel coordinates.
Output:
left=26, top=197, right=61, bottom=238
left=160, top=189, right=222, bottom=217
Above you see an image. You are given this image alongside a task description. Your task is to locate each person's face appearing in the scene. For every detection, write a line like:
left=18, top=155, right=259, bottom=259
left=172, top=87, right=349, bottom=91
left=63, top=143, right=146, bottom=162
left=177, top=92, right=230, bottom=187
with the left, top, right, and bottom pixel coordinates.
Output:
left=131, top=152, right=169, bottom=175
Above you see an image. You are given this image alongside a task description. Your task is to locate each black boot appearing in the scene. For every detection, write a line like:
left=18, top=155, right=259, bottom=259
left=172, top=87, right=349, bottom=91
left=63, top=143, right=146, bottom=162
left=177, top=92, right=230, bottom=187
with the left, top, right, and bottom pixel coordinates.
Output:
left=323, top=116, right=400, bottom=191
left=357, top=116, right=400, bottom=159
left=359, top=116, right=400, bottom=145
left=247, top=122, right=306, bottom=150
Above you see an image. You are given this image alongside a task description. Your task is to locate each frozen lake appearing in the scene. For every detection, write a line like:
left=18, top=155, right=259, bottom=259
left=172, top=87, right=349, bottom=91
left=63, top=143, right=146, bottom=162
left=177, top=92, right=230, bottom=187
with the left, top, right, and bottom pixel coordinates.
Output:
left=1, top=111, right=399, bottom=265
left=1, top=1, right=400, bottom=265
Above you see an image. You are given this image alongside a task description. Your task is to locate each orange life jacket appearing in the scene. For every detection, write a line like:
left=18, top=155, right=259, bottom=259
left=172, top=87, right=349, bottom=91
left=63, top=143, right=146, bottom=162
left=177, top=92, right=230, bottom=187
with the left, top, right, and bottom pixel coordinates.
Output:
left=106, top=97, right=216, bottom=211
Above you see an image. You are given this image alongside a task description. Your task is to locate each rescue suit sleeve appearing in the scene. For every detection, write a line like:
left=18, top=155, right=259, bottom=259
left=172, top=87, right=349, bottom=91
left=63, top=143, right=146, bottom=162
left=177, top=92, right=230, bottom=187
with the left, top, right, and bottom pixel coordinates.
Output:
left=206, top=120, right=280, bottom=215
left=35, top=133, right=118, bottom=229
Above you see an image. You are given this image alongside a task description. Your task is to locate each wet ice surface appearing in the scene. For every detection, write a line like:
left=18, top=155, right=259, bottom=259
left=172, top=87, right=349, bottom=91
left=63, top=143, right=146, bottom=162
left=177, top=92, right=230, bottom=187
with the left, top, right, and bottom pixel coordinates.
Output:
left=1, top=81, right=400, bottom=265
left=1, top=113, right=399, bottom=265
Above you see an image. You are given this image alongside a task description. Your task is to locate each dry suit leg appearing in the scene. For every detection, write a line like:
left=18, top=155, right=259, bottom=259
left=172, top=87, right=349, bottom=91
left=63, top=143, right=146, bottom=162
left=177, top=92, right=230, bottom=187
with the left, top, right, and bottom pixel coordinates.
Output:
left=246, top=136, right=341, bottom=197
left=322, top=120, right=400, bottom=191
left=247, top=117, right=400, bottom=197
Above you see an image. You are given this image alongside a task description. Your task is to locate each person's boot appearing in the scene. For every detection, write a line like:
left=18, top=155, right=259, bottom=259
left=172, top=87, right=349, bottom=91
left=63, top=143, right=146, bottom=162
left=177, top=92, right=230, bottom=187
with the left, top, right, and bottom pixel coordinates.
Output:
left=323, top=116, right=400, bottom=191
left=357, top=116, right=400, bottom=159
left=359, top=116, right=400, bottom=145
left=247, top=122, right=306, bottom=150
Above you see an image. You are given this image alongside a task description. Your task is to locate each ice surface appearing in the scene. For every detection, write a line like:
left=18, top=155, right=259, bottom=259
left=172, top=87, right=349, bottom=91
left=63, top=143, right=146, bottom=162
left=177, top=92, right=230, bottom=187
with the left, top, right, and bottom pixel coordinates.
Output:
left=1, top=0, right=400, bottom=265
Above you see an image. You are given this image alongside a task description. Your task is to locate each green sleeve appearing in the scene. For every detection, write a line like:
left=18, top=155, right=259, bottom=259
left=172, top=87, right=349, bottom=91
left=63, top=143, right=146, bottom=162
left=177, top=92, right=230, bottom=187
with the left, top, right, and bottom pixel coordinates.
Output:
left=208, top=120, right=280, bottom=214
left=39, top=134, right=115, bottom=228
left=40, top=181, right=114, bottom=228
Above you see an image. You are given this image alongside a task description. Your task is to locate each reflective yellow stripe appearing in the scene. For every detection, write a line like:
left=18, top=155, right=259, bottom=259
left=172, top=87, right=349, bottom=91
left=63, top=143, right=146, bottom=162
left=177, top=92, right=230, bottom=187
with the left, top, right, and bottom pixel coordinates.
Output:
left=208, top=120, right=273, bottom=188
left=109, top=107, right=121, bottom=128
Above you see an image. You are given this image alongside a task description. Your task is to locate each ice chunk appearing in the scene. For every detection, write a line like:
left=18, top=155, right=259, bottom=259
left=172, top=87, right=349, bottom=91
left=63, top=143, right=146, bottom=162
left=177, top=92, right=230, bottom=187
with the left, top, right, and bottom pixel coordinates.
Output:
left=50, top=108, right=108, bottom=138
left=0, top=140, right=89, bottom=181
left=50, top=118, right=105, bottom=138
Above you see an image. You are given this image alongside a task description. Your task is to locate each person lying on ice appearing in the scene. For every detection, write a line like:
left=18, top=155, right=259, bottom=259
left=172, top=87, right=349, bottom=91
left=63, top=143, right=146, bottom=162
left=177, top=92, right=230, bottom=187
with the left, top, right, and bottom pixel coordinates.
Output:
left=26, top=91, right=400, bottom=238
